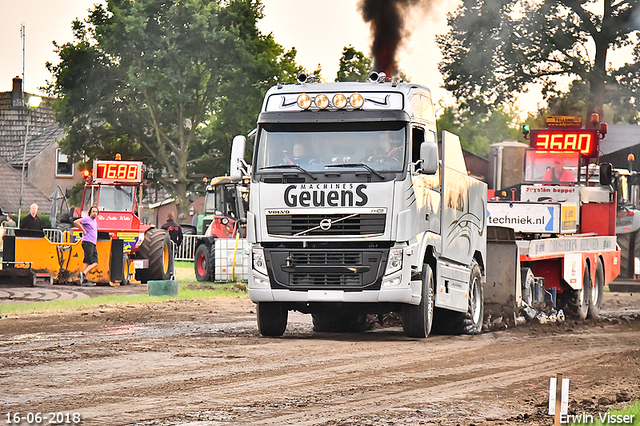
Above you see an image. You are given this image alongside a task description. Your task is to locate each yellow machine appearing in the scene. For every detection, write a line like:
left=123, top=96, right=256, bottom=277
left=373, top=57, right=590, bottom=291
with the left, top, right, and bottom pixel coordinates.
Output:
left=1, top=229, right=125, bottom=286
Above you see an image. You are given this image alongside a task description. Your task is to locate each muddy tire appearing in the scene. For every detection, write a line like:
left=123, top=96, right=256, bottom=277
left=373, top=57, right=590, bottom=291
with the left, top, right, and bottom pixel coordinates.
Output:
left=588, top=259, right=604, bottom=319
left=194, top=244, right=215, bottom=282
left=135, top=229, right=173, bottom=283
left=401, top=263, right=435, bottom=338
left=618, top=232, right=634, bottom=278
left=257, top=302, right=288, bottom=337
left=568, top=263, right=590, bottom=320
left=312, top=312, right=368, bottom=333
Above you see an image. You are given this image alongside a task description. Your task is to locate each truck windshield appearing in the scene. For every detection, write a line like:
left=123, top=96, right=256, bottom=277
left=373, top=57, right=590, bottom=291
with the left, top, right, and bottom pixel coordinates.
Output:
left=255, top=122, right=406, bottom=173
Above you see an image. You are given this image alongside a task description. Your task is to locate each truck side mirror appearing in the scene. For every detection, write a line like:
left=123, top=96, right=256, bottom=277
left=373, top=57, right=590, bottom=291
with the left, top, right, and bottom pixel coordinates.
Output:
left=230, top=135, right=247, bottom=182
left=599, top=162, right=613, bottom=186
left=420, top=143, right=438, bottom=174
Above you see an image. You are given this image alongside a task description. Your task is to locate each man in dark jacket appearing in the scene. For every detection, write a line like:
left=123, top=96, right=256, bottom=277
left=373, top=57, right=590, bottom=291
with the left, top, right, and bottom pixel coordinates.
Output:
left=161, top=211, right=183, bottom=246
left=21, top=203, right=44, bottom=230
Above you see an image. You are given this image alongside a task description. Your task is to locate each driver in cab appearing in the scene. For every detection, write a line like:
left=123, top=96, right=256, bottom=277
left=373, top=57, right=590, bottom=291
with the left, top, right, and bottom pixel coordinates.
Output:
left=543, top=158, right=575, bottom=182
left=368, top=133, right=402, bottom=163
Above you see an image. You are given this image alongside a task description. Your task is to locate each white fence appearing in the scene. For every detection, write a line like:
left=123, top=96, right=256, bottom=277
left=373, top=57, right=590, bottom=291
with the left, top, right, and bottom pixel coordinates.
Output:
left=173, top=234, right=204, bottom=261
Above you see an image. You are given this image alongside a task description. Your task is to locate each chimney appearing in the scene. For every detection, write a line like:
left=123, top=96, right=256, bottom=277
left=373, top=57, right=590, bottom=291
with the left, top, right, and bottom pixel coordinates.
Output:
left=12, top=76, right=24, bottom=107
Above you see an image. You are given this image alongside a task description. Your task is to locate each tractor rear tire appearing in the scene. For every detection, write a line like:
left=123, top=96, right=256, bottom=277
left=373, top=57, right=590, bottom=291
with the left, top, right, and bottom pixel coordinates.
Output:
left=257, top=302, right=288, bottom=337
left=194, top=243, right=215, bottom=282
left=135, top=229, right=173, bottom=283
left=618, top=232, right=635, bottom=278
left=401, top=263, right=435, bottom=338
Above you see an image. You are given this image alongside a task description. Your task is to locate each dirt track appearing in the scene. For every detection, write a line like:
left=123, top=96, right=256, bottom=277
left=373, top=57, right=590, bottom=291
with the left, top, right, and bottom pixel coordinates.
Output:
left=1, top=292, right=640, bottom=426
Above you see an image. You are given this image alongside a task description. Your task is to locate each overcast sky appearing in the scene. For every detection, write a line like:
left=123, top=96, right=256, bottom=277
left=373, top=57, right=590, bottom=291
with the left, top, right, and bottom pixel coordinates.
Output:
left=2, top=0, right=632, bottom=114
left=0, top=0, right=459, bottom=104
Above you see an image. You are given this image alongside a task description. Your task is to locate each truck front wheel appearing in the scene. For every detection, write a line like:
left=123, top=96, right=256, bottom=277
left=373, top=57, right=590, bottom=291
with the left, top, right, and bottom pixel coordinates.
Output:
left=257, top=302, right=288, bottom=337
left=401, top=263, right=434, bottom=338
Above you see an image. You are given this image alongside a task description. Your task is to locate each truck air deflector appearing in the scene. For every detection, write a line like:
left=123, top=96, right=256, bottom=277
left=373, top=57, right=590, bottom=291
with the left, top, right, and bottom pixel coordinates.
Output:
left=257, top=110, right=410, bottom=124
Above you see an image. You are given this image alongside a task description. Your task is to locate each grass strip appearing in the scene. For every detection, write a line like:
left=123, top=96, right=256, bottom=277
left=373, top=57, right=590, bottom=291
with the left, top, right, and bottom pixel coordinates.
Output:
left=570, top=400, right=640, bottom=425
left=0, top=284, right=247, bottom=316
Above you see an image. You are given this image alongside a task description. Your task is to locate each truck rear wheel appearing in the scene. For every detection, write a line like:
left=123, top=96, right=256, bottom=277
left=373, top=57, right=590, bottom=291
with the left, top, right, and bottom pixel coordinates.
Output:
left=588, top=259, right=604, bottom=319
left=257, top=302, right=288, bottom=337
left=135, top=229, right=173, bottom=283
left=401, top=263, right=434, bottom=338
left=194, top=244, right=214, bottom=282
left=312, top=312, right=368, bottom=333
left=432, top=261, right=483, bottom=335
left=462, top=261, right=484, bottom=334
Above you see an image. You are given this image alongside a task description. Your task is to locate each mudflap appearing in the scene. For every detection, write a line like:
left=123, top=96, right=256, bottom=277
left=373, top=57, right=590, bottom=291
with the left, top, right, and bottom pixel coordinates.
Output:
left=485, top=226, right=520, bottom=320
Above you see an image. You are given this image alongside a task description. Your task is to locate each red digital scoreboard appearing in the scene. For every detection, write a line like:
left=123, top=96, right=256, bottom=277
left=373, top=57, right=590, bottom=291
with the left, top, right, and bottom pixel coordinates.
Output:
left=529, top=128, right=599, bottom=158
left=92, top=160, right=143, bottom=184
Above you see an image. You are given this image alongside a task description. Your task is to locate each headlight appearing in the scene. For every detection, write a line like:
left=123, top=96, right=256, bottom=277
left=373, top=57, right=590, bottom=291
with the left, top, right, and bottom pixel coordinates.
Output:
left=252, top=248, right=268, bottom=275
left=349, top=93, right=364, bottom=108
left=315, top=94, right=329, bottom=109
left=385, top=249, right=403, bottom=275
left=297, top=94, right=311, bottom=109
left=333, top=93, right=347, bottom=109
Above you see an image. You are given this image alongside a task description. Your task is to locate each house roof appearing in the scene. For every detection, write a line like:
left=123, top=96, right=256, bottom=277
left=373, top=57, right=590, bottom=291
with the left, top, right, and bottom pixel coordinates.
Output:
left=8, top=125, right=65, bottom=166
left=599, top=124, right=640, bottom=156
left=0, top=156, right=51, bottom=214
left=0, top=91, right=60, bottom=163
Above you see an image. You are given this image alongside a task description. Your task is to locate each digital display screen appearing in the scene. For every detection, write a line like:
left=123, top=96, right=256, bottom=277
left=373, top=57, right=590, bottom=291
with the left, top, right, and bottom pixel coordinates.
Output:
left=530, top=129, right=599, bottom=158
left=93, top=161, right=143, bottom=183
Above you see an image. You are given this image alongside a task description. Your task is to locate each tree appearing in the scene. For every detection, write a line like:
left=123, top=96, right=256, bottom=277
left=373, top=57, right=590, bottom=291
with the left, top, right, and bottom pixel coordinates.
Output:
left=437, top=0, right=640, bottom=123
left=336, top=46, right=372, bottom=82
left=437, top=104, right=523, bottom=157
left=46, top=0, right=302, bottom=218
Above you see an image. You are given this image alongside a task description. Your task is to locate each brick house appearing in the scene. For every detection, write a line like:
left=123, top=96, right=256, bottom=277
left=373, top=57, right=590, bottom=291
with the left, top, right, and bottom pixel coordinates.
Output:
left=0, top=77, right=83, bottom=215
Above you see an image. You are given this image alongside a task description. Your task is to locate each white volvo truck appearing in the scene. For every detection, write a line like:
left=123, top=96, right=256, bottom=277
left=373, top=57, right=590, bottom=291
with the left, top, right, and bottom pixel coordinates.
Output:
left=230, top=73, right=487, bottom=337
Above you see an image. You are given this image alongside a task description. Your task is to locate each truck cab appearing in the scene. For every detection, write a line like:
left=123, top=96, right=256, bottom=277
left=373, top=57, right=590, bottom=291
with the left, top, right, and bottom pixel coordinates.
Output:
left=231, top=74, right=487, bottom=337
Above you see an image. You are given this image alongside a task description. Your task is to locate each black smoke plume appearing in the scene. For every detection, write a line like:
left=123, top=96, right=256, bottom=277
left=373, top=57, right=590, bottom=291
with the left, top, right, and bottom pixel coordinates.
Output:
left=360, top=0, right=437, bottom=77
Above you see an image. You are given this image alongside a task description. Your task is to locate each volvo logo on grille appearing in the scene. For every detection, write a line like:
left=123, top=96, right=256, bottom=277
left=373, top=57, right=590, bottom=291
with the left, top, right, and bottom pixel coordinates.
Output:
left=320, top=218, right=332, bottom=230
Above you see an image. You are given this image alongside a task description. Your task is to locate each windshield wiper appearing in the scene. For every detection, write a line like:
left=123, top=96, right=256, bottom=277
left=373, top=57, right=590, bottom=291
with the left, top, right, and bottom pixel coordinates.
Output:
left=325, top=163, right=384, bottom=180
left=260, top=164, right=317, bottom=180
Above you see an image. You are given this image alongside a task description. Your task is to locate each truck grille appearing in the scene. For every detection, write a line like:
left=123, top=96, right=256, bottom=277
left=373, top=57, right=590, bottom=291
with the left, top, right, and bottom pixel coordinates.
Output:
left=266, top=213, right=385, bottom=236
left=291, top=273, right=362, bottom=287
left=266, top=248, right=386, bottom=291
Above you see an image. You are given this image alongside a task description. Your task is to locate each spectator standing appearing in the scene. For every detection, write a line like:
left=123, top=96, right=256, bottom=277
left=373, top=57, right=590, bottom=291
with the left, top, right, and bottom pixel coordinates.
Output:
left=161, top=211, right=183, bottom=246
left=74, top=206, right=100, bottom=286
left=21, top=203, right=44, bottom=230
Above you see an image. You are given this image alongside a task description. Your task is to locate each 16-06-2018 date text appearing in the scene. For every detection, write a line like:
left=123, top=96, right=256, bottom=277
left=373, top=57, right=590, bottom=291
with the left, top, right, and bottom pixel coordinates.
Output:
left=5, top=412, right=82, bottom=424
